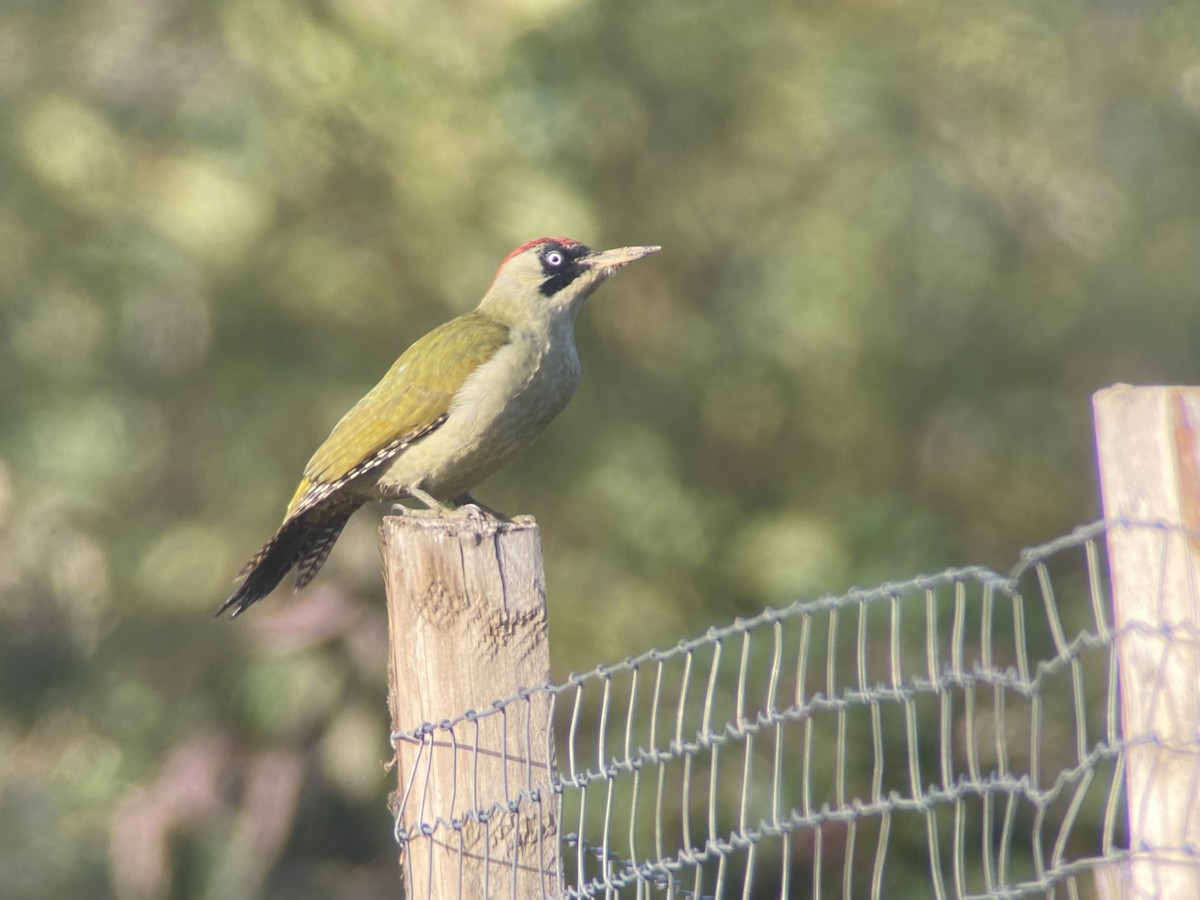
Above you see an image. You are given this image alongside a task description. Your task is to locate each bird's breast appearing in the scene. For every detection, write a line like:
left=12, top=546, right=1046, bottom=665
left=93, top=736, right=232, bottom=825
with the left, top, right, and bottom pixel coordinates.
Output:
left=377, top=330, right=581, bottom=500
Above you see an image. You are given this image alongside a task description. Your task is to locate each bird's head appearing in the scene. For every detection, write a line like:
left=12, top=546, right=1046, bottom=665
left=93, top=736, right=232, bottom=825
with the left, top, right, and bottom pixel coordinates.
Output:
left=479, top=237, right=660, bottom=325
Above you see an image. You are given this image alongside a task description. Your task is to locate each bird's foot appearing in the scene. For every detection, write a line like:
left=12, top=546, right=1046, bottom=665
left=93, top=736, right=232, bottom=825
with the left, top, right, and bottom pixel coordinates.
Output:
left=390, top=485, right=452, bottom=516
left=385, top=488, right=507, bottom=522
left=452, top=494, right=510, bottom=522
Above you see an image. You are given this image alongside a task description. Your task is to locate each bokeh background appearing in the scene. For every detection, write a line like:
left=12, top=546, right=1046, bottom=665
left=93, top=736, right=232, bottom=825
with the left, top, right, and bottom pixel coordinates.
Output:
left=3, top=0, right=1200, bottom=896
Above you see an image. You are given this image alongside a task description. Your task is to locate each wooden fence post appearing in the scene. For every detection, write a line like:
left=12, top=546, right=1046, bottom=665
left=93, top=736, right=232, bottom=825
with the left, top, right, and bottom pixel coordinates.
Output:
left=1093, top=385, right=1200, bottom=898
left=380, top=514, right=560, bottom=899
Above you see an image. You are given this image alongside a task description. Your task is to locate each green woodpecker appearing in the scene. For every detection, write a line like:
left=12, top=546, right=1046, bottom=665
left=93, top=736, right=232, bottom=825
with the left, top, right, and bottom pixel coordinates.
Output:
left=218, top=237, right=659, bottom=617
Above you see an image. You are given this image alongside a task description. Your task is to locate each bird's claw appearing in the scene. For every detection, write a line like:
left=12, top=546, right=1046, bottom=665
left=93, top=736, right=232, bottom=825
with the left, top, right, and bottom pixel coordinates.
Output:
left=452, top=494, right=510, bottom=522
left=387, top=489, right=507, bottom=522
left=459, top=503, right=487, bottom=524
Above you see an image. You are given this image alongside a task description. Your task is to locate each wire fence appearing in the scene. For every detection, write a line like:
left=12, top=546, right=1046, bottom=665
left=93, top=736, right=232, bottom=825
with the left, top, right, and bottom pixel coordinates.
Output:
left=390, top=519, right=1200, bottom=898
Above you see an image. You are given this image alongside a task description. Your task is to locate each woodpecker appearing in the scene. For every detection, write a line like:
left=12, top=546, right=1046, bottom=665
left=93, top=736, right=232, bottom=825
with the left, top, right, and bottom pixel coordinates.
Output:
left=218, top=237, right=660, bottom=617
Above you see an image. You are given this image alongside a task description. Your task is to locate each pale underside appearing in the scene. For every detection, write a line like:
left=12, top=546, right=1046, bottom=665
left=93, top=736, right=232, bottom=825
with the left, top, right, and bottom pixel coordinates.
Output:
left=377, top=328, right=581, bottom=501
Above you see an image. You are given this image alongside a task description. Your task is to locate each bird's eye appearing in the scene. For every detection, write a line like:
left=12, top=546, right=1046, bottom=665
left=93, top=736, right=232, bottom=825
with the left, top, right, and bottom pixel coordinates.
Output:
left=544, top=250, right=565, bottom=268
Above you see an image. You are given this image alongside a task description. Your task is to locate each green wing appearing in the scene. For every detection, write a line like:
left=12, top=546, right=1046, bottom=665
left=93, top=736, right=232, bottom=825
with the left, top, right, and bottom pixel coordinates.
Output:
left=284, top=312, right=510, bottom=518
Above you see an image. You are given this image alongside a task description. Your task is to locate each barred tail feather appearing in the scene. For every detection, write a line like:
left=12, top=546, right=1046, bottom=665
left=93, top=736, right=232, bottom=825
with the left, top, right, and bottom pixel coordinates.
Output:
left=217, top=505, right=357, bottom=618
left=294, top=510, right=352, bottom=590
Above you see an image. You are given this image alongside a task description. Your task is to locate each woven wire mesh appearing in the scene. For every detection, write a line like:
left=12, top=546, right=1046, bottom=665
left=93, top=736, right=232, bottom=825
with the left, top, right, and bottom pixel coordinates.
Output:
left=390, top=519, right=1200, bottom=898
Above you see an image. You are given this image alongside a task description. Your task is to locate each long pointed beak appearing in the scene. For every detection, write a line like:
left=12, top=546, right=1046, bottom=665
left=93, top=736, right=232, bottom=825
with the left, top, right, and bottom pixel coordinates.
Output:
left=583, top=244, right=661, bottom=276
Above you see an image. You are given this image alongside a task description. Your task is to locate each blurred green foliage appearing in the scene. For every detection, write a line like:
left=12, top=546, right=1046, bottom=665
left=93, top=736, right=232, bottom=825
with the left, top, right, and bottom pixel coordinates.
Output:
left=2, top=0, right=1199, bottom=895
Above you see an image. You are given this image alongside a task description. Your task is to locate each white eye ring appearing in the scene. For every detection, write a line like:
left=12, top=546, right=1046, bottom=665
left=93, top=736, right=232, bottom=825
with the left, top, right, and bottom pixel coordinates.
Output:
left=544, top=250, right=564, bottom=267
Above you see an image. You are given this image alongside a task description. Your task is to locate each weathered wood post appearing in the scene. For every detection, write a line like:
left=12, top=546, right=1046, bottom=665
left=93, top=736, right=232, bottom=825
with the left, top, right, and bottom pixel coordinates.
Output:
left=380, top=514, right=560, bottom=898
left=1093, top=385, right=1200, bottom=898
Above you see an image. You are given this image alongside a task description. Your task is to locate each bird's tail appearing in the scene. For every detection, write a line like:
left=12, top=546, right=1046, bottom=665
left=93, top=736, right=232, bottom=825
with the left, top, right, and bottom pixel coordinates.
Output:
left=216, top=504, right=356, bottom=618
